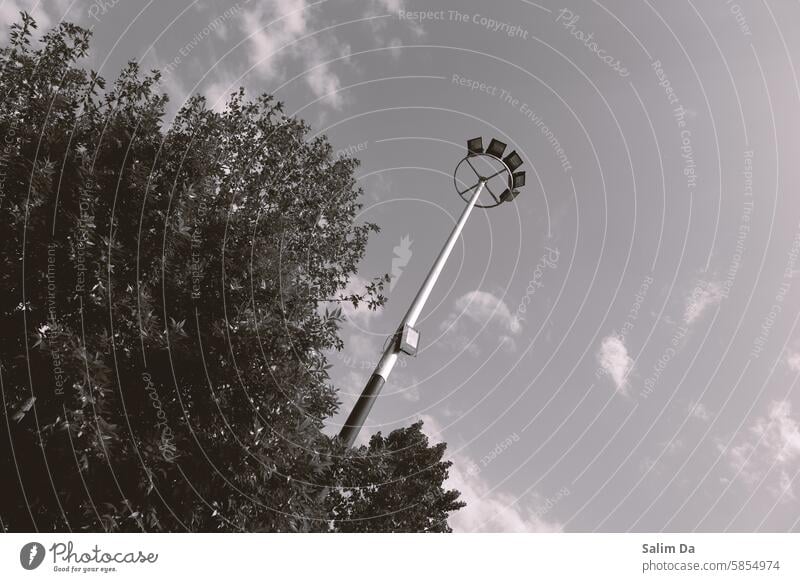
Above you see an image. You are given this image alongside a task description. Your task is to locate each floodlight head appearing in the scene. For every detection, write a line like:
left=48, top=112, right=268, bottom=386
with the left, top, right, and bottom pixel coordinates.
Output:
left=503, top=150, right=523, bottom=172
left=500, top=189, right=521, bottom=203
left=486, top=138, right=507, bottom=158
left=453, top=137, right=526, bottom=209
left=467, top=137, right=484, bottom=155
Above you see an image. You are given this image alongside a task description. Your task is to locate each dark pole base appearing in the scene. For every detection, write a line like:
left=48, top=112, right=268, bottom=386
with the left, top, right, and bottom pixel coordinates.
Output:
left=338, top=373, right=386, bottom=448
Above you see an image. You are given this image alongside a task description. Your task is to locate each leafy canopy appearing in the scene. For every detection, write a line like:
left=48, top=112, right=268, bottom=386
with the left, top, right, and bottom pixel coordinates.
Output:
left=0, top=14, right=463, bottom=532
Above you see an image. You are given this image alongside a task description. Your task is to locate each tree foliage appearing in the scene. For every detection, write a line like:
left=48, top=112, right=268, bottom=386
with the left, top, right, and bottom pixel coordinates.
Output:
left=329, top=422, right=465, bottom=532
left=0, top=15, right=463, bottom=532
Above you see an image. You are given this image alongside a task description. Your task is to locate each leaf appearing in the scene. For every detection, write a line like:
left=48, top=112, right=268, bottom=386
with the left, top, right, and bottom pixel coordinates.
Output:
left=12, top=396, right=36, bottom=422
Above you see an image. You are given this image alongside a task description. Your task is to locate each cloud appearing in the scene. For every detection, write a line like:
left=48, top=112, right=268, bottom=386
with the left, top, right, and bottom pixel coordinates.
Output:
left=202, top=76, right=240, bottom=112
left=775, top=470, right=796, bottom=501
left=439, top=290, right=522, bottom=356
left=447, top=463, right=563, bottom=532
left=371, top=0, right=404, bottom=10
left=359, top=0, right=424, bottom=48
left=239, top=0, right=345, bottom=109
left=787, top=351, right=800, bottom=373
left=0, top=0, right=72, bottom=34
left=361, top=0, right=406, bottom=26
left=389, top=234, right=413, bottom=292
left=662, top=439, right=683, bottom=456
left=241, top=0, right=306, bottom=77
left=387, top=37, right=403, bottom=59
left=597, top=335, right=632, bottom=394
left=498, top=334, right=518, bottom=353
left=684, top=279, right=724, bottom=325
left=454, top=290, right=522, bottom=334
left=418, top=415, right=562, bottom=532
left=725, top=400, right=800, bottom=499
left=688, top=401, right=711, bottom=422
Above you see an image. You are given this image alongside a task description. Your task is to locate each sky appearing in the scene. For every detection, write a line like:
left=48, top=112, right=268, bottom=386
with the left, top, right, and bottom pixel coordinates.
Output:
left=4, top=0, right=800, bottom=532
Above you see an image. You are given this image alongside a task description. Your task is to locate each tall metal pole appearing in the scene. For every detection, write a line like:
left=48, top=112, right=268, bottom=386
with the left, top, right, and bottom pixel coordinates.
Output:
left=338, top=180, right=486, bottom=447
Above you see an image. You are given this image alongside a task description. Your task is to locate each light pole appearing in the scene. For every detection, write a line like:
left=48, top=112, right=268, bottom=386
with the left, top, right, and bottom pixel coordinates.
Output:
left=338, top=137, right=526, bottom=447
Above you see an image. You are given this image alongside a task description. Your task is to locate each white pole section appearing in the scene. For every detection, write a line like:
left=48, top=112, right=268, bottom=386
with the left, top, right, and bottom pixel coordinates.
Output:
left=339, top=181, right=485, bottom=447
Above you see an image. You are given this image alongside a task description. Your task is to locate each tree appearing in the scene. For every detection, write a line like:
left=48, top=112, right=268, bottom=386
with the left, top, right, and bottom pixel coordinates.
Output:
left=0, top=15, right=462, bottom=532
left=327, top=422, right=465, bottom=532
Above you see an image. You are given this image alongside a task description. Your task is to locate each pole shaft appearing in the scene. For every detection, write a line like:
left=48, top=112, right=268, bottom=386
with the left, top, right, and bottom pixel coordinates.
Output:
left=403, top=181, right=485, bottom=327
left=337, top=374, right=385, bottom=448
left=338, top=182, right=485, bottom=447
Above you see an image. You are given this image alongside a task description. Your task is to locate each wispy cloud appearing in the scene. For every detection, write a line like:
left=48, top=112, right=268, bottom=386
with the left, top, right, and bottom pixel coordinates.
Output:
left=725, top=400, right=800, bottom=500
left=371, top=0, right=404, bottom=10
left=688, top=401, right=711, bottom=422
left=358, top=0, right=423, bottom=53
left=0, top=0, right=71, bottom=34
left=597, top=335, right=632, bottom=394
left=684, top=279, right=724, bottom=325
left=787, top=350, right=800, bottom=373
left=239, top=0, right=345, bottom=109
left=390, top=235, right=413, bottom=292
left=387, top=37, right=403, bottom=59
left=439, top=290, right=522, bottom=356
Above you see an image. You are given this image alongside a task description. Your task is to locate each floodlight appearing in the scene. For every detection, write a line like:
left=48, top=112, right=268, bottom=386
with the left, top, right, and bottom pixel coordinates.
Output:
left=486, top=138, right=507, bottom=158
left=503, top=150, right=523, bottom=172
left=499, top=189, right=520, bottom=203
left=467, top=137, right=484, bottom=155
left=339, top=135, right=532, bottom=448
left=398, top=324, right=420, bottom=356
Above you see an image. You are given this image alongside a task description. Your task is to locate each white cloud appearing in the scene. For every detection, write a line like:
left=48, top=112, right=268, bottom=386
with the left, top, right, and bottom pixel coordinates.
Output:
left=597, top=335, right=632, bottom=394
left=640, top=439, right=684, bottom=476
left=773, top=470, right=796, bottom=501
left=662, top=439, right=683, bottom=456
left=417, top=415, right=561, bottom=532
left=726, top=400, right=800, bottom=498
left=372, top=0, right=404, bottom=10
left=305, top=53, right=345, bottom=109
left=390, top=234, right=413, bottom=292
left=359, top=0, right=424, bottom=44
left=454, top=290, right=522, bottom=334
left=498, top=334, right=517, bottom=353
left=0, top=0, right=64, bottom=33
left=387, top=37, right=403, bottom=59
left=684, top=279, right=724, bottom=325
left=447, top=463, right=563, bottom=532
left=439, top=290, right=522, bottom=355
left=241, top=0, right=306, bottom=77
left=787, top=351, right=800, bottom=373
left=688, top=401, right=711, bottom=422
left=239, top=0, right=345, bottom=109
